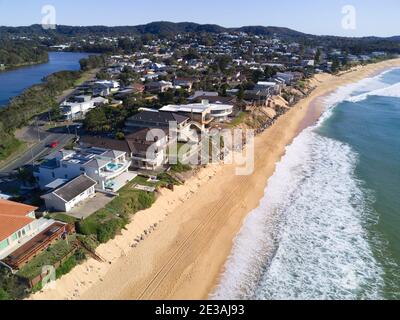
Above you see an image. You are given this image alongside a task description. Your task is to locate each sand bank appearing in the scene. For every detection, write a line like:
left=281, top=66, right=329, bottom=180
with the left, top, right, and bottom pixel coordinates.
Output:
left=31, top=58, right=400, bottom=300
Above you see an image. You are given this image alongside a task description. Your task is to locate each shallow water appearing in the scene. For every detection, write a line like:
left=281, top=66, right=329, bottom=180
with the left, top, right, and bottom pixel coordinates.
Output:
left=212, top=68, right=400, bottom=300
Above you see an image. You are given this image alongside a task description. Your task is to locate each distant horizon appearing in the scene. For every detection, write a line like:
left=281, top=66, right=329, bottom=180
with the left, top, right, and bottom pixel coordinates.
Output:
left=0, top=0, right=399, bottom=37
left=1, top=21, right=399, bottom=39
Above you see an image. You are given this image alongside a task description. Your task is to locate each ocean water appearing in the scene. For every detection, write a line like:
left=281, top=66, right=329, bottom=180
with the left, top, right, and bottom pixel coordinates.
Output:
left=212, top=68, right=400, bottom=300
left=0, top=52, right=90, bottom=107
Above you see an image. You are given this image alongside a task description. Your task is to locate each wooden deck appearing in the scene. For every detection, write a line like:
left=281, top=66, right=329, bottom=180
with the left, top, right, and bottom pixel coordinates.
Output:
left=2, top=222, right=73, bottom=270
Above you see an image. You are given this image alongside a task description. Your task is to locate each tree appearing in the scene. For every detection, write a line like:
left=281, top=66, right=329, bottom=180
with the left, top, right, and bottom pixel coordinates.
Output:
left=264, top=65, right=278, bottom=79
left=237, top=87, right=245, bottom=101
left=315, top=48, right=322, bottom=64
left=331, top=57, right=341, bottom=73
left=215, top=55, right=232, bottom=71
left=251, top=69, right=264, bottom=83
left=83, top=108, right=108, bottom=132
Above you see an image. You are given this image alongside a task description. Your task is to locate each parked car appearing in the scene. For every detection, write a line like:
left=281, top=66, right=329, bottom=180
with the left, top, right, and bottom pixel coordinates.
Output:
left=49, top=141, right=59, bottom=149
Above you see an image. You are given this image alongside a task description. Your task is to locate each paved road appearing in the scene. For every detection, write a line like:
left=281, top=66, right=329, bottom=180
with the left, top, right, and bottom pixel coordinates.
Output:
left=0, top=128, right=74, bottom=175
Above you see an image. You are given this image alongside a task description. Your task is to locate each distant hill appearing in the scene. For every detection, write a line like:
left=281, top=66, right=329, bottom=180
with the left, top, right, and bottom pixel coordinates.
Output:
left=0, top=21, right=310, bottom=39
left=0, top=21, right=399, bottom=52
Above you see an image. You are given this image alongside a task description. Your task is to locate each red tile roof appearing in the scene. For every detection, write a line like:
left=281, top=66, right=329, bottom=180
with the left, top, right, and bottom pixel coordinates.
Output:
left=0, top=199, right=37, bottom=242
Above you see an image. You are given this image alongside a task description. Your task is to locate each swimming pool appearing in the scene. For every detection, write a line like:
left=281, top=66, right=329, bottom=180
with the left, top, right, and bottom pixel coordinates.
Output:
left=106, top=163, right=123, bottom=171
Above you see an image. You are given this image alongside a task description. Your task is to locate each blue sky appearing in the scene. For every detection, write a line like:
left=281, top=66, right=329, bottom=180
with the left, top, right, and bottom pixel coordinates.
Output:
left=0, top=0, right=399, bottom=37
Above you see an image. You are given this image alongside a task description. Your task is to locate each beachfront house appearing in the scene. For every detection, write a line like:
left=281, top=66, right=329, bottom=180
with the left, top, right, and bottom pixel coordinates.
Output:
left=0, top=199, right=70, bottom=269
left=255, top=81, right=282, bottom=95
left=80, top=129, right=169, bottom=171
left=41, top=175, right=97, bottom=212
left=34, top=147, right=135, bottom=192
left=125, top=111, right=196, bottom=142
left=160, top=100, right=234, bottom=124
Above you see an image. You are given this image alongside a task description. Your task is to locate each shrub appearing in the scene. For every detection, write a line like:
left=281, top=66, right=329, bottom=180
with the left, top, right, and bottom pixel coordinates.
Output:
left=0, top=288, right=9, bottom=300
left=137, top=191, right=155, bottom=209
left=171, top=162, right=192, bottom=173
left=77, top=234, right=100, bottom=252
left=56, top=256, right=77, bottom=279
left=74, top=249, right=87, bottom=263
left=0, top=267, right=29, bottom=300
left=77, top=218, right=98, bottom=236
left=97, top=219, right=122, bottom=243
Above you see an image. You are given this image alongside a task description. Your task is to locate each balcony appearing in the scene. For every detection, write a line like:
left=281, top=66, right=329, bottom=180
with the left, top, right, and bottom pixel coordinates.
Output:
left=100, top=160, right=131, bottom=180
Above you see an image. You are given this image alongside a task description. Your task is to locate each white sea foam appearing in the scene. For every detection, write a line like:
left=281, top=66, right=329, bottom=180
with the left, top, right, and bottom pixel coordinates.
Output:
left=210, top=69, right=397, bottom=301
left=346, top=82, right=400, bottom=102
left=211, top=128, right=384, bottom=300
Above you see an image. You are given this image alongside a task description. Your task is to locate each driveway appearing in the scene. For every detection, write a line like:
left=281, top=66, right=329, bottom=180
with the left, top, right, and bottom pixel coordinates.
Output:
left=66, top=192, right=116, bottom=220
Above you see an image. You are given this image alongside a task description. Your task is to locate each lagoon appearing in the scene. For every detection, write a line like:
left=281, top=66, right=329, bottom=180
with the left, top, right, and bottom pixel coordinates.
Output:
left=0, top=52, right=90, bottom=107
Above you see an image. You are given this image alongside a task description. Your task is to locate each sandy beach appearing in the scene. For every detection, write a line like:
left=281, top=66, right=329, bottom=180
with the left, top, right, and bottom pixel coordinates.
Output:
left=31, top=58, right=400, bottom=300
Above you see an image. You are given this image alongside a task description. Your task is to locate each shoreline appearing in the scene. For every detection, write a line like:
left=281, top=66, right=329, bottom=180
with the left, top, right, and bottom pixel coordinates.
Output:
left=0, top=58, right=49, bottom=74
left=31, top=58, right=400, bottom=300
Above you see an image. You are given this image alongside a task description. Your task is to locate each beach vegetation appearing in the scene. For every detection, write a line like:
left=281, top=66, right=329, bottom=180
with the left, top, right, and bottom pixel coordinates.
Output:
left=170, top=162, right=192, bottom=173
left=0, top=267, right=30, bottom=300
left=17, top=236, right=78, bottom=281
left=77, top=182, right=156, bottom=243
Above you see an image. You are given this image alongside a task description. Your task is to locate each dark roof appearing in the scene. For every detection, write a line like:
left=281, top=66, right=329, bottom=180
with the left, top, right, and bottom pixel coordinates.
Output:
left=193, top=96, right=237, bottom=104
left=80, top=136, right=131, bottom=154
left=53, top=175, right=97, bottom=203
left=128, top=111, right=189, bottom=125
left=125, top=127, right=168, bottom=142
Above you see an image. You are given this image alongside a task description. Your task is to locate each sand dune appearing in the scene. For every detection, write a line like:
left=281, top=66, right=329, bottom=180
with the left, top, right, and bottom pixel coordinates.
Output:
left=31, top=58, right=400, bottom=300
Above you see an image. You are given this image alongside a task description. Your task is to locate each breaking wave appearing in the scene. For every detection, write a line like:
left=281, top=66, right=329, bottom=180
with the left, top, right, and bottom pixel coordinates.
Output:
left=210, top=69, right=400, bottom=300
left=346, top=82, right=400, bottom=102
left=211, top=128, right=384, bottom=300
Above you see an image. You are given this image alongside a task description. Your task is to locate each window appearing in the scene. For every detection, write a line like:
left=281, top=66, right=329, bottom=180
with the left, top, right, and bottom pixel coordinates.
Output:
left=0, top=239, right=9, bottom=251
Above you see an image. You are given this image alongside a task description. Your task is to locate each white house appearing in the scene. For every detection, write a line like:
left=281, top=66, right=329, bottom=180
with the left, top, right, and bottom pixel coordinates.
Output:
left=255, top=81, right=282, bottom=95
left=41, top=175, right=97, bottom=213
left=60, top=95, right=97, bottom=120
left=161, top=100, right=234, bottom=123
left=94, top=80, right=120, bottom=93
left=34, top=147, right=134, bottom=192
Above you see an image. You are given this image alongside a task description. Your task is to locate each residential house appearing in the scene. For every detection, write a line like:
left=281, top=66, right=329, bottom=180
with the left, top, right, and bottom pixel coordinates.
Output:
left=161, top=100, right=234, bottom=123
left=0, top=199, right=71, bottom=269
left=274, top=72, right=296, bottom=85
left=188, top=91, right=219, bottom=101
left=255, top=81, right=282, bottom=95
left=41, top=175, right=97, bottom=212
left=145, top=81, right=173, bottom=93
left=125, top=111, right=194, bottom=142
left=34, top=147, right=134, bottom=192
left=59, top=95, right=107, bottom=120
left=173, top=77, right=196, bottom=92
left=81, top=129, right=169, bottom=171
left=94, top=80, right=120, bottom=93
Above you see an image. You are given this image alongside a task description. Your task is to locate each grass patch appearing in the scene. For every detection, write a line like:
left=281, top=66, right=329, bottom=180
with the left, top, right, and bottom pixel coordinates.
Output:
left=132, top=175, right=157, bottom=187
left=17, top=236, right=77, bottom=280
left=170, top=162, right=192, bottom=173
left=228, top=111, right=247, bottom=127
left=47, top=213, right=78, bottom=225
left=0, top=136, right=26, bottom=164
